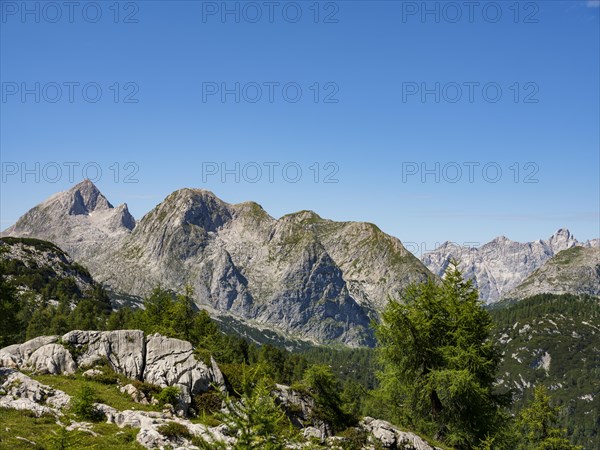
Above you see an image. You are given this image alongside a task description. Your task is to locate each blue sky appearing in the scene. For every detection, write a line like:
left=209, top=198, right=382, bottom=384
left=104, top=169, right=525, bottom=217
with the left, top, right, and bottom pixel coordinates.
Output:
left=1, top=0, right=599, bottom=253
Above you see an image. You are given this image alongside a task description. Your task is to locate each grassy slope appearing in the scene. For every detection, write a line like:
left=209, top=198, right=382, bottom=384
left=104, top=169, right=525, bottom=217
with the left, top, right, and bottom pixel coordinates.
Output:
left=0, top=408, right=143, bottom=449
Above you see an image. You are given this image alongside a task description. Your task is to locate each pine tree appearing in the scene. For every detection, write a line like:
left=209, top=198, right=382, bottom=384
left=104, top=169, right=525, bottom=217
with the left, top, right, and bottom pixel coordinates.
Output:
left=376, top=261, right=508, bottom=449
left=518, top=385, right=581, bottom=450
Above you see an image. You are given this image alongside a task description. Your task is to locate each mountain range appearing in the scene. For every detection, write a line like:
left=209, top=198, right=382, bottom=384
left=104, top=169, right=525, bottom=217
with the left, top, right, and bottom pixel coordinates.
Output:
left=2, top=180, right=598, bottom=346
left=2, top=180, right=432, bottom=346
left=421, top=230, right=599, bottom=303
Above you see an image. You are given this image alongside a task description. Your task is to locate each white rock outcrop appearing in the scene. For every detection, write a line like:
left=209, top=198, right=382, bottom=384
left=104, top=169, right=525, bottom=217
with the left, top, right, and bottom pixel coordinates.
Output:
left=25, top=343, right=77, bottom=375
left=144, top=333, right=225, bottom=410
left=62, top=329, right=146, bottom=380
left=0, top=335, right=59, bottom=368
left=361, top=417, right=442, bottom=450
left=0, top=368, right=70, bottom=416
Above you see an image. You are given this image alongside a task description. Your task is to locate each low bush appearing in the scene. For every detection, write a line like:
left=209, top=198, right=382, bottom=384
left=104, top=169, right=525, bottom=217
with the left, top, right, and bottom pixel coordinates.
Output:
left=157, top=421, right=192, bottom=440
left=155, top=386, right=180, bottom=407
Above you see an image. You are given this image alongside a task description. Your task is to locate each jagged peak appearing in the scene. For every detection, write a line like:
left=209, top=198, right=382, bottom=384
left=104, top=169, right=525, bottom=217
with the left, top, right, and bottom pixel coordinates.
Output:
left=549, top=227, right=573, bottom=239
left=50, top=179, right=113, bottom=215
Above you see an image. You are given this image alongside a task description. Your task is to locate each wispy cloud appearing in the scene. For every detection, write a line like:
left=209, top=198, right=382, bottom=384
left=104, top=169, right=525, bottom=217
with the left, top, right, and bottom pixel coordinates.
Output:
left=587, top=0, right=600, bottom=8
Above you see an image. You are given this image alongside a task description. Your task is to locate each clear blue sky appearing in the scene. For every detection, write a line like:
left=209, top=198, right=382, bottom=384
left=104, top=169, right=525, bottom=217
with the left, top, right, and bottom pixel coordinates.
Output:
left=1, top=1, right=599, bottom=253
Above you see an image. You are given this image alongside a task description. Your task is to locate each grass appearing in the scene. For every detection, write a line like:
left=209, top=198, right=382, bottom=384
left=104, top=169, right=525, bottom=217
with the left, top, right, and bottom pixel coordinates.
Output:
left=30, top=373, right=160, bottom=413
left=0, top=407, right=144, bottom=449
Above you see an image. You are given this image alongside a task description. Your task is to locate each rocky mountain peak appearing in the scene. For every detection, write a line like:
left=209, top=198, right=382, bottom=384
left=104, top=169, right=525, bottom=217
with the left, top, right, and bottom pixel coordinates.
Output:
left=66, top=179, right=113, bottom=215
left=146, top=188, right=232, bottom=232
left=545, top=228, right=576, bottom=248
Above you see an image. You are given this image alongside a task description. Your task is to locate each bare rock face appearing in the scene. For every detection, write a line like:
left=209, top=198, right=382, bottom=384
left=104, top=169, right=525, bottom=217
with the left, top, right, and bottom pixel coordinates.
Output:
left=144, top=333, right=224, bottom=410
left=61, top=330, right=146, bottom=380
left=1, top=179, right=135, bottom=278
left=25, top=343, right=77, bottom=375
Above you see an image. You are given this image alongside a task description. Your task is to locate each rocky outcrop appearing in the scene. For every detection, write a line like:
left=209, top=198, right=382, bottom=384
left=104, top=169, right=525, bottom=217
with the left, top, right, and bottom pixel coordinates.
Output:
left=1, top=330, right=224, bottom=413
left=274, top=383, right=332, bottom=437
left=0, top=368, right=70, bottom=416
left=0, top=368, right=231, bottom=449
left=26, top=343, right=77, bottom=375
left=421, top=229, right=598, bottom=303
left=0, top=367, right=441, bottom=450
left=144, top=333, right=225, bottom=409
left=0, top=335, right=59, bottom=368
left=2, top=181, right=433, bottom=346
left=361, top=417, right=443, bottom=449
left=62, top=329, right=146, bottom=380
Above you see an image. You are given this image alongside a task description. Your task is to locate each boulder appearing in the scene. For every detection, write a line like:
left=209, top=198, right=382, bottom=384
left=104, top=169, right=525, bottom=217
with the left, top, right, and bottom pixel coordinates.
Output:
left=61, top=330, right=145, bottom=379
left=144, top=333, right=223, bottom=411
left=82, top=368, right=103, bottom=378
left=25, top=343, right=77, bottom=375
left=361, top=417, right=442, bottom=450
left=0, top=336, right=58, bottom=368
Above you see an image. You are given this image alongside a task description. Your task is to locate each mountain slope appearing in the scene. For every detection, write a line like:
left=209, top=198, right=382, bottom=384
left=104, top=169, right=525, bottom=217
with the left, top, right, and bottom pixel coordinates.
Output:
left=421, top=229, right=598, bottom=303
left=2, top=182, right=433, bottom=346
left=489, top=294, right=600, bottom=449
left=0, top=236, right=97, bottom=299
left=505, top=246, right=600, bottom=300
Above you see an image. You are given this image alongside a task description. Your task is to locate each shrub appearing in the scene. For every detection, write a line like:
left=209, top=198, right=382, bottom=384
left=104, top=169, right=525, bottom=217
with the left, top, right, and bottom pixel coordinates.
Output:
left=157, top=421, right=192, bottom=440
left=155, top=386, right=180, bottom=407
left=338, top=427, right=369, bottom=450
left=70, top=385, right=105, bottom=422
left=193, top=390, right=222, bottom=415
left=131, top=379, right=161, bottom=398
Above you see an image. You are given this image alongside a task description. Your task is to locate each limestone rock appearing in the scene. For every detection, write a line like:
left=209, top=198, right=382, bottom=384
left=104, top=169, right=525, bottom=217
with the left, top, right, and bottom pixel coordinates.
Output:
left=421, top=228, right=598, bottom=303
left=144, top=333, right=221, bottom=411
left=0, top=335, right=58, bottom=368
left=61, top=329, right=145, bottom=379
left=361, top=417, right=442, bottom=450
left=0, top=368, right=70, bottom=415
left=25, top=343, right=77, bottom=375
left=2, top=181, right=434, bottom=346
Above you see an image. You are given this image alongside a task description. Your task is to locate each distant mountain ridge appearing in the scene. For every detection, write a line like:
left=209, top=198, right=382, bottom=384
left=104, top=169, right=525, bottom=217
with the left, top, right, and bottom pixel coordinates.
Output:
left=421, top=229, right=599, bottom=303
left=505, top=246, right=600, bottom=300
left=2, top=181, right=433, bottom=346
